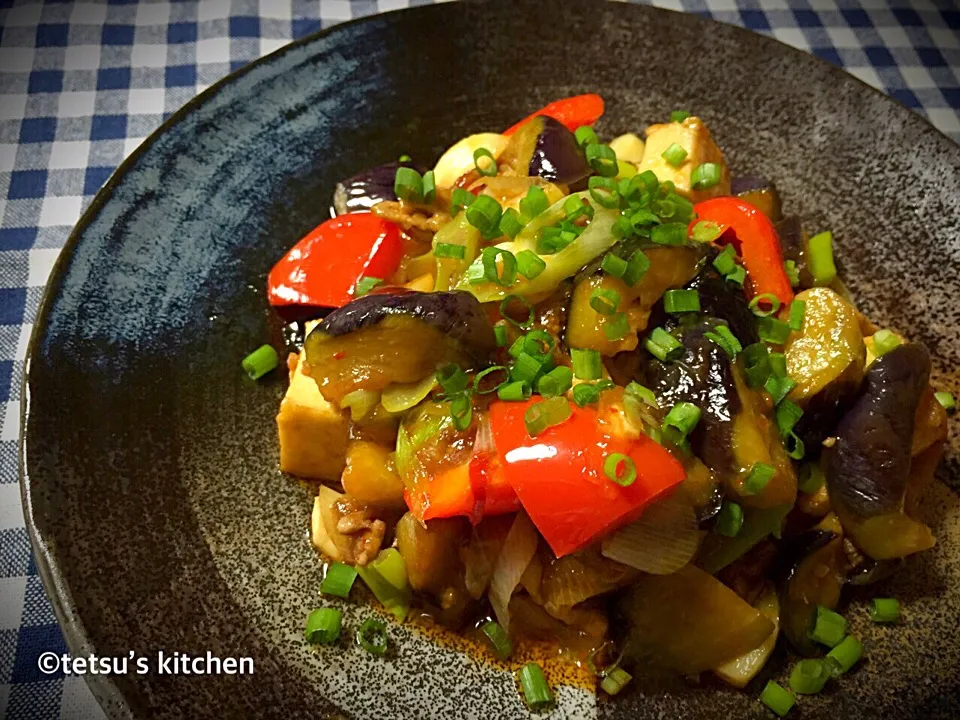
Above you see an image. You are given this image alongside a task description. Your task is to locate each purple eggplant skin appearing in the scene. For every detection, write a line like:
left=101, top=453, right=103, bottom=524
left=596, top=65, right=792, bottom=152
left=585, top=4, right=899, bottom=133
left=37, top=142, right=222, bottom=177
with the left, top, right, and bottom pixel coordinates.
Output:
left=332, top=160, right=421, bottom=216
left=644, top=319, right=741, bottom=471
left=687, top=267, right=760, bottom=346
left=776, top=215, right=815, bottom=289
left=825, top=343, right=930, bottom=520
left=313, top=290, right=496, bottom=361
left=528, top=116, right=591, bottom=186
left=730, top=176, right=782, bottom=222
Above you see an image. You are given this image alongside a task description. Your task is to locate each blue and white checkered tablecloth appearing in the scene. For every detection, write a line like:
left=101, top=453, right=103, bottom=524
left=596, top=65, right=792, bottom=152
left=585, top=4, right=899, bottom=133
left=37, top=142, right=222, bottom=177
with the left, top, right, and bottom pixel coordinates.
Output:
left=0, top=0, right=957, bottom=717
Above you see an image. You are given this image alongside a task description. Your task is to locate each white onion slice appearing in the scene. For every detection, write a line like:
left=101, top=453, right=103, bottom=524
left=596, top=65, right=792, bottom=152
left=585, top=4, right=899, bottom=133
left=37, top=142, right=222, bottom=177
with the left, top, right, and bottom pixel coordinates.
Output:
left=601, top=493, right=702, bottom=574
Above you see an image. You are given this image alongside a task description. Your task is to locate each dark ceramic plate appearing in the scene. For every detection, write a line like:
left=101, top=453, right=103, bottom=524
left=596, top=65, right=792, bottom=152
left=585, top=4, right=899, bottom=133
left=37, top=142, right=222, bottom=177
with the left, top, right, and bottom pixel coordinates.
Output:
left=20, top=1, right=960, bottom=718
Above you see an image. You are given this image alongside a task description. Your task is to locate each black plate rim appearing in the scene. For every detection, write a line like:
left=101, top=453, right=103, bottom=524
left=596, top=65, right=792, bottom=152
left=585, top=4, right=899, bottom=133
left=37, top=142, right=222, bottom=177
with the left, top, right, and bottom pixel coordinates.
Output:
left=17, top=1, right=960, bottom=716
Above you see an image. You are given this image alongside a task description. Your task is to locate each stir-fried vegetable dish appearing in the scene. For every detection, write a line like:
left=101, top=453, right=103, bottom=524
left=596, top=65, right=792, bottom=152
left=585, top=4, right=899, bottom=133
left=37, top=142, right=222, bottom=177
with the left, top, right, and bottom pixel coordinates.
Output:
left=258, top=94, right=954, bottom=713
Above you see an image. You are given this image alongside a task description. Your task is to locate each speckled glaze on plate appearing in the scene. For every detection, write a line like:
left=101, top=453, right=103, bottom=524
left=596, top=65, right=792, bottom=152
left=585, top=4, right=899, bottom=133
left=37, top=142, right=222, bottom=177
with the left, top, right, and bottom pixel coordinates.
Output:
left=20, top=1, right=960, bottom=718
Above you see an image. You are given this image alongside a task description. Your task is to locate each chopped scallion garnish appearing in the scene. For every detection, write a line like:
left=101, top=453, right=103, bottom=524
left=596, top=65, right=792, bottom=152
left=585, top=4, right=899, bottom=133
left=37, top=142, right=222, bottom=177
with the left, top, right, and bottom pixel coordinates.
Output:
left=357, top=617, right=388, bottom=655
left=242, top=344, right=279, bottom=380
left=480, top=620, right=513, bottom=661
left=473, top=147, right=498, bottom=177
left=797, top=462, right=825, bottom=494
left=807, top=231, right=837, bottom=286
left=935, top=391, right=956, bottom=412
left=743, top=462, right=776, bottom=495
left=760, top=681, right=795, bottom=717
left=691, top=220, right=722, bottom=243
left=661, top=142, right=688, bottom=167
left=500, top=294, right=534, bottom=329
left=623, top=249, right=651, bottom=286
left=518, top=185, right=549, bottom=220
left=662, top=401, right=701, bottom=445
left=870, top=597, right=901, bottom=623
left=826, top=635, right=863, bottom=675
left=434, top=242, right=467, bottom=259
left=789, top=659, right=830, bottom=695
left=537, top=366, right=573, bottom=398
left=450, top=394, right=473, bottom=431
left=670, top=110, right=691, bottom=123
left=585, top=143, right=618, bottom=177
left=499, top=207, right=525, bottom=239
left=603, top=312, right=630, bottom=341
left=743, top=342, right=772, bottom=388
left=644, top=327, right=683, bottom=362
left=305, top=607, right=342, bottom=645
left=604, top=452, right=637, bottom=487
left=524, top=396, right=572, bottom=437
left=571, top=348, right=602, bottom=380
left=650, top=222, right=687, bottom=246
left=691, top=162, right=722, bottom=190
left=749, top=293, right=782, bottom=317
left=765, top=375, right=797, bottom=406
left=784, top=259, right=800, bottom=288
left=601, top=252, right=628, bottom=279
left=600, top=666, right=632, bottom=696
left=494, top=324, right=508, bottom=347
left=715, top=501, right=743, bottom=537
left=394, top=166, right=423, bottom=202
left=482, top=247, right=518, bottom=287
left=572, top=382, right=601, bottom=407
left=810, top=606, right=847, bottom=648
left=712, top=244, right=737, bottom=275
left=704, top=325, right=742, bottom=358
left=451, top=187, right=475, bottom=215
left=872, top=329, right=902, bottom=357
left=663, top=289, right=701, bottom=314
left=466, top=195, right=503, bottom=237
left=788, top=299, right=806, bottom=331
left=590, top=287, right=621, bottom=316
left=497, top=380, right=530, bottom=402
left=474, top=365, right=509, bottom=395
left=436, top=363, right=469, bottom=395
left=320, top=563, right=358, bottom=598
left=757, top=316, right=792, bottom=345
left=574, top=125, right=599, bottom=149
left=353, top=276, right=383, bottom=297
left=519, top=662, right=554, bottom=710
left=515, top=249, right=545, bottom=280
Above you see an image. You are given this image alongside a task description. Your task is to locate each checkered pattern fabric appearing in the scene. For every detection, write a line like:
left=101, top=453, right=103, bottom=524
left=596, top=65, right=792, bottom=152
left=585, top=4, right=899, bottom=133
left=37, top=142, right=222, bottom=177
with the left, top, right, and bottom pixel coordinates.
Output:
left=0, top=0, right=956, bottom=717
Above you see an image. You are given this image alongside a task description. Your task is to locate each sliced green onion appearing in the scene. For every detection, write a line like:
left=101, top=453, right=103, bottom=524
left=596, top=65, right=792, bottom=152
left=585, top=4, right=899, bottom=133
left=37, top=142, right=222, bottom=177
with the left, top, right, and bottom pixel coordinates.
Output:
left=612, top=215, right=635, bottom=240
left=691, top=220, right=722, bottom=243
left=769, top=352, right=787, bottom=377
left=662, top=401, right=701, bottom=445
left=623, top=249, right=651, bottom=286
left=789, top=659, right=831, bottom=695
left=480, top=620, right=513, bottom=661
left=572, top=382, right=601, bottom=407
left=474, top=365, right=509, bottom=395
left=304, top=607, right=342, bottom=644
left=482, top=247, right=518, bottom=287
left=810, top=606, right=848, bottom=648
left=749, top=293, right=782, bottom=317
left=574, top=125, right=599, bottom=148
left=590, top=287, right=621, bottom=316
left=466, top=195, right=503, bottom=236
left=451, top=187, right=475, bottom=215
left=784, top=260, right=800, bottom=288
left=596, top=379, right=615, bottom=390
left=585, top=143, right=618, bottom=177
left=604, top=312, right=630, bottom=342
left=398, top=153, right=412, bottom=162
left=788, top=300, right=806, bottom=331
left=776, top=399, right=803, bottom=437
left=505, top=250, right=542, bottom=283
left=511, top=352, right=543, bottom=385
left=651, top=222, right=687, bottom=246
left=417, top=171, right=435, bottom=206
left=523, top=330, right=555, bottom=358
left=715, top=501, right=743, bottom=537
left=242, top=344, right=279, bottom=380
left=473, top=147, right=498, bottom=177
left=663, top=289, right=700, bottom=314
left=571, top=348, right=602, bottom=380
left=712, top=245, right=737, bottom=275
left=450, top=394, right=473, bottom=431
left=537, top=365, right=573, bottom=398
left=826, top=635, right=863, bottom=675
left=644, top=327, right=683, bottom=362
left=563, top=195, right=594, bottom=223
left=785, top=431, right=805, bottom=460
left=604, top=452, right=637, bottom=487
left=518, top=662, right=553, bottom=710
left=435, top=242, right=466, bottom=259
left=743, top=462, right=776, bottom=495
left=725, top=264, right=746, bottom=288
left=743, top=342, right=772, bottom=388
left=320, top=563, right=358, bottom=598
left=499, top=207, right=525, bottom=239
left=353, top=276, right=383, bottom=297
left=588, top=176, right=620, bottom=208
left=807, top=231, right=837, bottom=286
left=757, top=316, right=792, bottom=345
left=500, top=294, right=534, bottom=329
left=600, top=666, right=632, bottom=696
left=765, top=375, right=797, bottom=406
left=760, top=681, right=795, bottom=717
left=625, top=381, right=659, bottom=409
left=797, top=462, right=825, bottom=494
left=394, top=166, right=423, bottom=202
left=661, top=143, right=688, bottom=167
left=670, top=110, right=691, bottom=123
left=507, top=335, right=526, bottom=360
left=601, top=252, right=628, bottom=278
left=704, top=325, right=742, bottom=358
left=524, top=396, right=572, bottom=437
left=872, top=329, right=902, bottom=357
left=537, top=226, right=575, bottom=254
left=935, top=391, right=956, bottom=412
left=436, top=363, right=469, bottom=395
left=494, top=324, right=508, bottom=347
left=870, top=597, right=901, bottom=623
left=691, top=162, right=722, bottom=190
left=519, top=185, right=549, bottom=220
left=357, top=617, right=388, bottom=655
left=497, top=380, right=531, bottom=402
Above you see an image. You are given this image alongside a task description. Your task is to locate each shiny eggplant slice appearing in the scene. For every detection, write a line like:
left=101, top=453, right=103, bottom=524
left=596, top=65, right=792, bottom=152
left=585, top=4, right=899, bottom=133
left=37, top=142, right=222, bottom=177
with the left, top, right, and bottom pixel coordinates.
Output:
left=305, top=290, right=496, bottom=404
left=685, top=268, right=760, bottom=346
left=730, top=176, right=782, bottom=222
left=332, top=160, right=422, bottom=216
left=824, top=342, right=935, bottom=559
left=500, top=116, right=590, bottom=185
left=775, top=216, right=815, bottom=289
left=775, top=530, right=844, bottom=655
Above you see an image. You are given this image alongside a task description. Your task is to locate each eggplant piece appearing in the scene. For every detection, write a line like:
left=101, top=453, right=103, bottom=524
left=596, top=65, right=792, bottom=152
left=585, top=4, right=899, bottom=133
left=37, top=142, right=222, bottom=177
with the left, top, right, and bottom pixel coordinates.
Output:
left=646, top=319, right=741, bottom=471
left=305, top=291, right=496, bottom=404
left=730, top=176, right=782, bottom=222
left=785, top=287, right=866, bottom=448
left=775, top=216, right=814, bottom=289
left=685, top=268, right=760, bottom=346
left=775, top=530, right=845, bottom=655
left=332, top=160, right=422, bottom=216
left=500, top=116, right=590, bottom=186
left=825, top=342, right=936, bottom=560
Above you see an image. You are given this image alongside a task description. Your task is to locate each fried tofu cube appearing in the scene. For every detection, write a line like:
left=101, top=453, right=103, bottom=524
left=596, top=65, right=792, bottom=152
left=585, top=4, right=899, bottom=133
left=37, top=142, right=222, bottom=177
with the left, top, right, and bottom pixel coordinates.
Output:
left=277, top=343, right=349, bottom=481
left=638, top=116, right=730, bottom=202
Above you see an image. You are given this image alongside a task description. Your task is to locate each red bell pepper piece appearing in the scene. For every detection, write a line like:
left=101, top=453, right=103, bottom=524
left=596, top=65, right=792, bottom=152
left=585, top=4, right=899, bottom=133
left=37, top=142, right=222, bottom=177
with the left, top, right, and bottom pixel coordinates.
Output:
left=489, top=399, right=686, bottom=557
left=403, top=450, right=520, bottom=524
left=691, top=197, right=794, bottom=307
left=267, top=212, right=403, bottom=310
left=503, top=93, right=605, bottom=136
